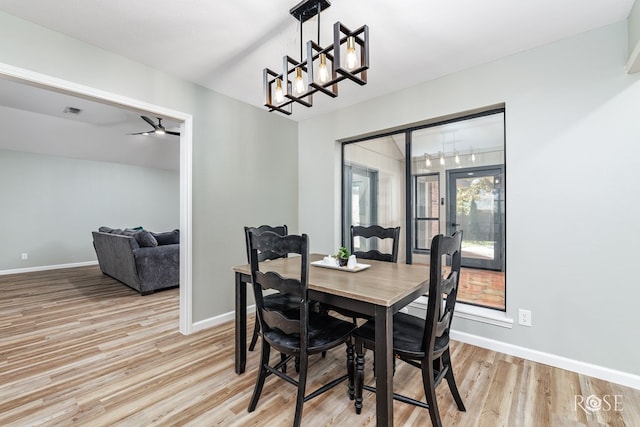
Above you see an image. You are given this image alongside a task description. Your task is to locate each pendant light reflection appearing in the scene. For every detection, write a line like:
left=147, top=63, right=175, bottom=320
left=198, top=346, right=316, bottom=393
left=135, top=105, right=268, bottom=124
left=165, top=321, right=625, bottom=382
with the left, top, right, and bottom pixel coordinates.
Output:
left=440, top=152, right=445, bottom=166
left=455, top=152, right=460, bottom=165
left=425, top=155, right=431, bottom=168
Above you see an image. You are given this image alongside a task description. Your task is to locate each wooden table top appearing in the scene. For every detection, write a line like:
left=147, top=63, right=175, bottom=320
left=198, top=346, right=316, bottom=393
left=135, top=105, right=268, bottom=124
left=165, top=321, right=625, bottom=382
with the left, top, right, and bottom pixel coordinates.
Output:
left=233, top=253, right=429, bottom=307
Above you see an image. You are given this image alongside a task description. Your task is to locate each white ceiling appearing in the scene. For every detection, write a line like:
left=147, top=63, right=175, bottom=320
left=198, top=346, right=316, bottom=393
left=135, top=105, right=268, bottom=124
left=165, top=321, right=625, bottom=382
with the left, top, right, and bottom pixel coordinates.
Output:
left=0, top=0, right=635, bottom=122
left=0, top=77, right=181, bottom=170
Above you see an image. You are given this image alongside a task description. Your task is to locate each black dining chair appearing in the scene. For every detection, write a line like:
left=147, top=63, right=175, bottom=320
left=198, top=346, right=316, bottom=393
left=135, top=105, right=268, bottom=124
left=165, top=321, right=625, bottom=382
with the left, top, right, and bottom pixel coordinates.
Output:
left=244, top=225, right=300, bottom=352
left=351, top=231, right=466, bottom=427
left=351, top=225, right=400, bottom=263
left=326, top=225, right=401, bottom=325
left=246, top=230, right=356, bottom=427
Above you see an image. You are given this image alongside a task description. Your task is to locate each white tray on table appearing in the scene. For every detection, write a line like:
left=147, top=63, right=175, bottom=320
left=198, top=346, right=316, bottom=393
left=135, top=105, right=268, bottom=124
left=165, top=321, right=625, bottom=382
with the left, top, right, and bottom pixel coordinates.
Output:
left=310, top=260, right=371, bottom=273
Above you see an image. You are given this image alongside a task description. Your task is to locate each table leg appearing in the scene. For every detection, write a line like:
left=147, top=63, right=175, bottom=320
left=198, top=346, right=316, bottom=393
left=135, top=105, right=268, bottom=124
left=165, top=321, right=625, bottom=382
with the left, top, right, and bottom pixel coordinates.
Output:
left=374, top=305, right=394, bottom=426
left=235, top=272, right=247, bottom=374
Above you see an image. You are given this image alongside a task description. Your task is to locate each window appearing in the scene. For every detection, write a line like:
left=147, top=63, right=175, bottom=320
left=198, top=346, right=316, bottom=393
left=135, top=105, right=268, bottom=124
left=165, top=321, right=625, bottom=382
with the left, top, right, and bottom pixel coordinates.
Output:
left=342, top=108, right=506, bottom=311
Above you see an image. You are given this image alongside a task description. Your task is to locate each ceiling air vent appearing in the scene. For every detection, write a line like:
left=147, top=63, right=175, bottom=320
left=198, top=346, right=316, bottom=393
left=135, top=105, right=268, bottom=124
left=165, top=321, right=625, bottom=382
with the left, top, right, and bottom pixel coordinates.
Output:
left=63, top=106, right=82, bottom=115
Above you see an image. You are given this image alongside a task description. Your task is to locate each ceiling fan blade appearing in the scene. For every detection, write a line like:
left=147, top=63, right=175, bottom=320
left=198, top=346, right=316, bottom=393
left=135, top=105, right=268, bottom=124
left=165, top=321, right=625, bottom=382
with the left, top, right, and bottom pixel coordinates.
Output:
left=128, top=131, right=150, bottom=135
left=141, top=115, right=158, bottom=129
left=166, top=131, right=181, bottom=136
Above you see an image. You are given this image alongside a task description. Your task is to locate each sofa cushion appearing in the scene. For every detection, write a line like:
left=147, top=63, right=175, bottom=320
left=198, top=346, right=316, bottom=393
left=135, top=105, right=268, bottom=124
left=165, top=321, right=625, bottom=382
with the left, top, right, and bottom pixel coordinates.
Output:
left=135, top=230, right=158, bottom=247
left=152, top=229, right=180, bottom=245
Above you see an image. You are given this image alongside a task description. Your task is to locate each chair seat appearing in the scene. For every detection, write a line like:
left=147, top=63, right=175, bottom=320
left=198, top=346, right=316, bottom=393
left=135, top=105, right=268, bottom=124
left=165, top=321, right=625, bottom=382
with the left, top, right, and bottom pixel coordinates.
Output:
left=263, top=312, right=355, bottom=354
left=354, top=312, right=449, bottom=358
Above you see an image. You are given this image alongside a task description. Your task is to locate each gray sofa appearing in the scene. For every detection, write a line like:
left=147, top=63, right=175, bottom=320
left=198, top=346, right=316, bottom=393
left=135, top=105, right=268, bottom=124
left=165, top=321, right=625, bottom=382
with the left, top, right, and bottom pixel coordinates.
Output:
left=92, top=226, right=179, bottom=295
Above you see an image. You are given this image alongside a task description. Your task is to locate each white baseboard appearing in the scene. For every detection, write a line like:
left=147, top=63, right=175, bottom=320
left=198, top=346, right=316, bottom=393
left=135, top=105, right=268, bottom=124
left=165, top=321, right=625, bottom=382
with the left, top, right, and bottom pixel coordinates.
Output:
left=191, top=307, right=640, bottom=391
left=191, top=304, right=256, bottom=334
left=451, top=330, right=640, bottom=390
left=0, top=260, right=99, bottom=276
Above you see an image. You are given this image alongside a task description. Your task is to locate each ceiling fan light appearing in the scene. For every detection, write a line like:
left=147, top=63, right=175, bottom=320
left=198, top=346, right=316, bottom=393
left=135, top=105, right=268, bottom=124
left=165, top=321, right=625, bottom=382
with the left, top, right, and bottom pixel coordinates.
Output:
left=155, top=129, right=165, bottom=135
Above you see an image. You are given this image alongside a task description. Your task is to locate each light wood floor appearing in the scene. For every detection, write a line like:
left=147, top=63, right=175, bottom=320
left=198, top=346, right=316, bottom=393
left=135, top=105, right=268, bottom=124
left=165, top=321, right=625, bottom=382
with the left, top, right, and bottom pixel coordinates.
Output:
left=1, top=266, right=638, bottom=426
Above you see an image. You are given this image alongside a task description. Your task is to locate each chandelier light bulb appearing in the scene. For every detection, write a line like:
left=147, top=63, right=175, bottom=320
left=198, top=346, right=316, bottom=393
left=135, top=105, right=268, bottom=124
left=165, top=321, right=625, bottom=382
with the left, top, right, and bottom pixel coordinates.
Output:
left=440, top=153, right=445, bottom=166
left=425, top=156, right=431, bottom=167
left=294, top=67, right=306, bottom=95
left=275, top=78, right=285, bottom=103
left=346, top=36, right=358, bottom=70
left=318, top=53, right=329, bottom=83
left=455, top=152, right=460, bottom=164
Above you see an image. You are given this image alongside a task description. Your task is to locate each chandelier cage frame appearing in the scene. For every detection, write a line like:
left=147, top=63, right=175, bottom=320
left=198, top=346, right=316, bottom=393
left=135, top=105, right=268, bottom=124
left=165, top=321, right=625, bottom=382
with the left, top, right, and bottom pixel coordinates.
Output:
left=263, top=0, right=369, bottom=115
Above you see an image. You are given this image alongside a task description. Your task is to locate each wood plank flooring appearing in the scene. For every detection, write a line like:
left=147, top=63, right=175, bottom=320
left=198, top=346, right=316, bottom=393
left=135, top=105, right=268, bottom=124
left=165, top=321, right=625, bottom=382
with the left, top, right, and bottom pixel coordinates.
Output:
left=1, top=266, right=638, bottom=426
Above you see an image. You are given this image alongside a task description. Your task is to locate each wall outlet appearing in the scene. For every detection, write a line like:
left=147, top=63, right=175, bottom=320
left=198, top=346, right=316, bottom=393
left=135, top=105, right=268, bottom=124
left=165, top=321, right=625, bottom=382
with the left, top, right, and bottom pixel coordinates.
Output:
left=21, top=253, right=28, bottom=261
left=518, top=309, right=532, bottom=327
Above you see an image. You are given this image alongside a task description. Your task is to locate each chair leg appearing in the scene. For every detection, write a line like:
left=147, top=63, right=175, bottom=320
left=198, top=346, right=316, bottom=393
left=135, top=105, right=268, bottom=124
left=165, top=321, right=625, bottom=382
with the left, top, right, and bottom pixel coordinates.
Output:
left=354, top=339, right=365, bottom=414
left=422, top=358, right=442, bottom=427
left=347, top=338, right=355, bottom=400
left=248, top=340, right=271, bottom=412
left=248, top=316, right=260, bottom=351
left=293, top=354, right=309, bottom=427
left=442, top=350, right=466, bottom=411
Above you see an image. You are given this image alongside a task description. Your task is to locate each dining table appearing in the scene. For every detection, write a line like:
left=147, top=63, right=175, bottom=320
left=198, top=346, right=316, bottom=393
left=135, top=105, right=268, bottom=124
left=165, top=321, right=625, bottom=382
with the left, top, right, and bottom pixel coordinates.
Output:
left=232, top=253, right=429, bottom=427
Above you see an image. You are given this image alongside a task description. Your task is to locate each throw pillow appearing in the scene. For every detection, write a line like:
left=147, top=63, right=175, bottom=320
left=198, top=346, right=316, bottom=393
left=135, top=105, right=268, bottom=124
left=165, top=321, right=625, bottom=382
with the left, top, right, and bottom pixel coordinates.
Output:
left=135, top=230, right=158, bottom=247
left=152, top=229, right=180, bottom=245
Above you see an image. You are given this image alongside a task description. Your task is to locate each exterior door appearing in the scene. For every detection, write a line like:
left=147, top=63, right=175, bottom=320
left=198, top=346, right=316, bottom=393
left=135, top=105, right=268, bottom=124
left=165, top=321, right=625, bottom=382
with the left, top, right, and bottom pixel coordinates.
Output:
left=447, top=166, right=505, bottom=270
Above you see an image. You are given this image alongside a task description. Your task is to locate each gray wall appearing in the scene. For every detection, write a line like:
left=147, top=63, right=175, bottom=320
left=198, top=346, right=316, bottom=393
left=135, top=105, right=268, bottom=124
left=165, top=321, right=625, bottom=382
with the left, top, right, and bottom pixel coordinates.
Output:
left=0, top=149, right=179, bottom=270
left=0, top=11, right=299, bottom=322
left=298, top=21, right=640, bottom=375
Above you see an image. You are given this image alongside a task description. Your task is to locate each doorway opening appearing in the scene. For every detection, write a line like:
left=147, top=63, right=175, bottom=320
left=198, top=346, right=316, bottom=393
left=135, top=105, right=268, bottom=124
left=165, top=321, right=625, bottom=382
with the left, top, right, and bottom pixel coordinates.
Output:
left=0, top=62, right=193, bottom=332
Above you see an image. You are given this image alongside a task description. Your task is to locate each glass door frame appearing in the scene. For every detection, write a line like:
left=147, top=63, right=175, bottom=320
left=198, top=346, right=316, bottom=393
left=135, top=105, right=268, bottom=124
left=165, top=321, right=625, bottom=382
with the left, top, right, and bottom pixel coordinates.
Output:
left=446, top=165, right=505, bottom=271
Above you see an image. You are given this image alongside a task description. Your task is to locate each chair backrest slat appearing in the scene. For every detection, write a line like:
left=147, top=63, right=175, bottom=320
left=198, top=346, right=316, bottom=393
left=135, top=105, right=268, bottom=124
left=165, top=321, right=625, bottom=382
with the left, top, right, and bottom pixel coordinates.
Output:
left=255, top=271, right=303, bottom=297
left=262, top=309, right=302, bottom=335
left=244, top=225, right=288, bottom=263
left=350, top=225, right=400, bottom=263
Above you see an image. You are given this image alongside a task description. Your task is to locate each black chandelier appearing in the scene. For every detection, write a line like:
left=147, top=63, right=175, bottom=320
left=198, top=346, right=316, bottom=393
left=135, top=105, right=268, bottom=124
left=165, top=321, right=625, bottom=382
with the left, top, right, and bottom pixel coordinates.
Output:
left=263, top=0, right=369, bottom=115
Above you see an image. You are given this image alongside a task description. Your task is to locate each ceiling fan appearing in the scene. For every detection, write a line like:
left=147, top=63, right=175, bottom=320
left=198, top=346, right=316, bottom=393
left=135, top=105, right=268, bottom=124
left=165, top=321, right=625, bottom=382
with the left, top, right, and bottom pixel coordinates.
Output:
left=129, top=115, right=180, bottom=136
